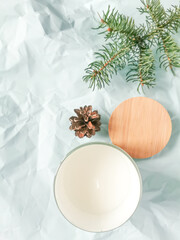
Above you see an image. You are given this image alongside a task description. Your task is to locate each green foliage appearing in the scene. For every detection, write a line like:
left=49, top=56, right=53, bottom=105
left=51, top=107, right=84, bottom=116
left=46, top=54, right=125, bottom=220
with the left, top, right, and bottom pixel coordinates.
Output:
left=140, top=0, right=180, bottom=72
left=127, top=47, right=156, bottom=92
left=83, top=41, right=130, bottom=89
left=96, top=6, right=138, bottom=41
left=157, top=33, right=180, bottom=71
left=165, top=5, right=180, bottom=33
left=83, top=0, right=180, bottom=91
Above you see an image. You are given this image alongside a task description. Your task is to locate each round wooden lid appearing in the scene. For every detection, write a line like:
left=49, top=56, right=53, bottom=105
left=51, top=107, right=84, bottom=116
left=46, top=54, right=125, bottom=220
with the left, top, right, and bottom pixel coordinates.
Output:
left=108, top=97, right=172, bottom=159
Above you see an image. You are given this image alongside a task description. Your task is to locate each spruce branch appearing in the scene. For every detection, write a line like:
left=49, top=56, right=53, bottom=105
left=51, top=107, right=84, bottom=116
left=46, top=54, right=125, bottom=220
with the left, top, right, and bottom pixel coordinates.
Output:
left=96, top=6, right=138, bottom=42
left=165, top=5, right=180, bottom=33
left=157, top=32, right=180, bottom=72
left=141, top=0, right=180, bottom=73
left=83, top=0, right=180, bottom=91
left=83, top=41, right=130, bottom=89
left=127, top=47, right=155, bottom=92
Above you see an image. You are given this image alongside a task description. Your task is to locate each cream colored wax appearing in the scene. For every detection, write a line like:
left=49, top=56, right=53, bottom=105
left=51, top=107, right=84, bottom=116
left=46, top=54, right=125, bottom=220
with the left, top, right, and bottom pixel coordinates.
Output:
left=54, top=143, right=142, bottom=232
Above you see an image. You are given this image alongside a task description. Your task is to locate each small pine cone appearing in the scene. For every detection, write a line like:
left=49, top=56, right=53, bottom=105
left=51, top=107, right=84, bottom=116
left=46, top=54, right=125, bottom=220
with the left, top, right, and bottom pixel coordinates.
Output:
left=69, top=105, right=101, bottom=138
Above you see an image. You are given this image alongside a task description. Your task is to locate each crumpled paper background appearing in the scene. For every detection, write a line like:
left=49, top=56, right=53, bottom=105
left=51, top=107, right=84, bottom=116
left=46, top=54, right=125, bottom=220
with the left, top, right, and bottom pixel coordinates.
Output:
left=0, top=0, right=180, bottom=239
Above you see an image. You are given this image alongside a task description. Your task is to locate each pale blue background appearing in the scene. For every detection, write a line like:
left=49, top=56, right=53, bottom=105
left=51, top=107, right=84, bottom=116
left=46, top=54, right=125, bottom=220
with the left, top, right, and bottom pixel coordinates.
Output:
left=0, top=0, right=180, bottom=239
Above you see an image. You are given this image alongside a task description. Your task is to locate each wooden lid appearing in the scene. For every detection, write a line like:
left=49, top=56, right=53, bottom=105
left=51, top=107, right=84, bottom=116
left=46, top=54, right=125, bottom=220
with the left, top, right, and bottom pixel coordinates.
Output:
left=108, top=97, right=172, bottom=159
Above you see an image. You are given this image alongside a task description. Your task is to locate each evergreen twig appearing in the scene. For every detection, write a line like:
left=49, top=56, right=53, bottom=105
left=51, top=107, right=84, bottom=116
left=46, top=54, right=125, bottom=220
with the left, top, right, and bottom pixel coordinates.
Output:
left=83, top=0, right=180, bottom=91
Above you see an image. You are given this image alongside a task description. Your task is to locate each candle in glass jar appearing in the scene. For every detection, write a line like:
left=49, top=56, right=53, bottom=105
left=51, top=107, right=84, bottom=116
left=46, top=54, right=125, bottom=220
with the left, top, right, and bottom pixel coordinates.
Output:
left=54, top=143, right=142, bottom=232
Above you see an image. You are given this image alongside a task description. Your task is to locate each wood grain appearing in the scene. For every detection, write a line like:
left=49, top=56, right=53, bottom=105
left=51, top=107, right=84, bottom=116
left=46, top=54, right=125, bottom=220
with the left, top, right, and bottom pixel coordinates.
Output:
left=108, top=97, right=172, bottom=159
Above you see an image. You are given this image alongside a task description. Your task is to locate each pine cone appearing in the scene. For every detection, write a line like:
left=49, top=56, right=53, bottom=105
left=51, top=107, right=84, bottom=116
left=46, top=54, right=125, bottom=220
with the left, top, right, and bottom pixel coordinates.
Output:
left=69, top=105, right=101, bottom=138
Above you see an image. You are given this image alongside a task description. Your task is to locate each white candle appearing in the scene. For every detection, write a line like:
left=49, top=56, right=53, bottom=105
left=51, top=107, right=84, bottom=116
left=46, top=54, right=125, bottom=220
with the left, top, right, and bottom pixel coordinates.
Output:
left=54, top=143, right=142, bottom=232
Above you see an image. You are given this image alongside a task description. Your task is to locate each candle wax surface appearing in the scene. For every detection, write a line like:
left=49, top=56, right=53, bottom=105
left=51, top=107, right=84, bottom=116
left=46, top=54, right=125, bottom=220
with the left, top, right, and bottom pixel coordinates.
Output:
left=54, top=143, right=142, bottom=232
